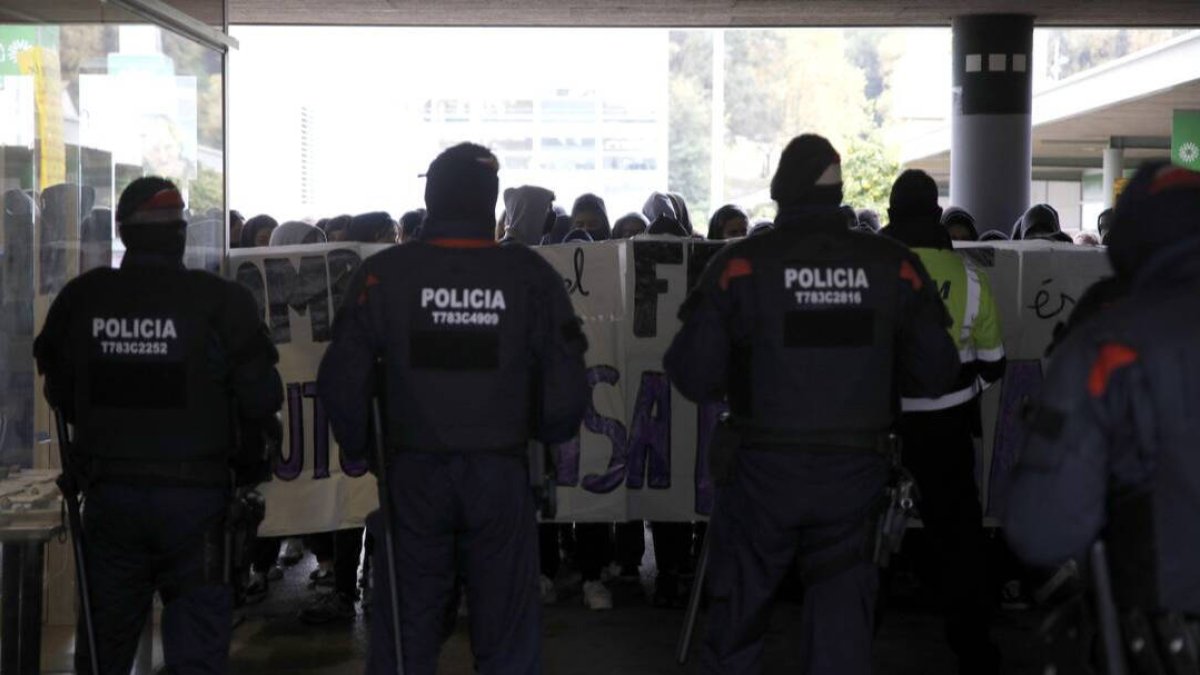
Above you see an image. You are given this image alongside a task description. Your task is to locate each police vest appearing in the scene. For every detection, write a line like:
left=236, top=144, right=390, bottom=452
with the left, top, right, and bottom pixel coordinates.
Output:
left=68, top=266, right=239, bottom=466
left=901, top=248, right=1005, bottom=412
left=374, top=243, right=547, bottom=454
left=727, top=227, right=916, bottom=440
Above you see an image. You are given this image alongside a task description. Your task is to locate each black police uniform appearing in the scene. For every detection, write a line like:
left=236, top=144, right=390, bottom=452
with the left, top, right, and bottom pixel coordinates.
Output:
left=318, top=217, right=588, bottom=675
left=34, top=246, right=282, bottom=674
left=1007, top=211, right=1200, bottom=620
left=664, top=205, right=959, bottom=675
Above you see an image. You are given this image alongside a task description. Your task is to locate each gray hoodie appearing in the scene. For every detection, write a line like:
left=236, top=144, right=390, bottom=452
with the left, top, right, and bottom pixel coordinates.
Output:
left=503, top=185, right=556, bottom=246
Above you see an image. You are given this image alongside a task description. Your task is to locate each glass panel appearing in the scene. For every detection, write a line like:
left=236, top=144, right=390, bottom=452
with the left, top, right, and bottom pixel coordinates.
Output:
left=0, top=22, right=224, bottom=467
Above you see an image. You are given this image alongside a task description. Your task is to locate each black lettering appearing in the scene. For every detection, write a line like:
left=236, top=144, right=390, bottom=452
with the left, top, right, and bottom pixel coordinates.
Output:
left=264, top=255, right=332, bottom=344
left=633, top=241, right=684, bottom=338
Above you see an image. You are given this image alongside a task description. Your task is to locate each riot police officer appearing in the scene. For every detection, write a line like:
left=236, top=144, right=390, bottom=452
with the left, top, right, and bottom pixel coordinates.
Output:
left=1006, top=162, right=1200, bottom=668
left=318, top=143, right=588, bottom=675
left=34, top=177, right=283, bottom=674
left=664, top=134, right=960, bottom=675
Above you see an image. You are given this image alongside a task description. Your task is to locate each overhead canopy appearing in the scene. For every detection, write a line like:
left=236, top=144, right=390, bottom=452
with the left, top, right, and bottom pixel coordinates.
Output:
left=903, top=31, right=1200, bottom=183
left=4, top=0, right=1200, bottom=27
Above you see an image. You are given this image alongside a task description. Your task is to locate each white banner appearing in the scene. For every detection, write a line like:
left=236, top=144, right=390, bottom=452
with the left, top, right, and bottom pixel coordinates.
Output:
left=228, top=239, right=1110, bottom=536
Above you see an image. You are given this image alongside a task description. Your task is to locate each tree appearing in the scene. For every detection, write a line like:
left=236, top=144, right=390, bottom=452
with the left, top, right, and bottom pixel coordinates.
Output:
left=668, top=31, right=712, bottom=220
left=842, top=134, right=900, bottom=215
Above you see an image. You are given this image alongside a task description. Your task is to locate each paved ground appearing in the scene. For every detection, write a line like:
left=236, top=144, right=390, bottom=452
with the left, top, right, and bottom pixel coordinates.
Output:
left=41, top=541, right=1054, bottom=674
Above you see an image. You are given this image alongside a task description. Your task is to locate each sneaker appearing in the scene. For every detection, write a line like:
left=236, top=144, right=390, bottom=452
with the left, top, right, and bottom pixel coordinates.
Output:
left=539, top=575, right=558, bottom=605
left=299, top=592, right=356, bottom=625
left=582, top=580, right=613, bottom=610
left=244, top=571, right=268, bottom=605
left=266, top=564, right=284, bottom=582
left=308, top=566, right=335, bottom=589
left=280, top=538, right=305, bottom=566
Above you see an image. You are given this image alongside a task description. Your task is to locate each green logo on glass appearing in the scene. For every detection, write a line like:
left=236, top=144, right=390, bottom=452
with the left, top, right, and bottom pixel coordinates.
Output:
left=1173, top=110, right=1200, bottom=170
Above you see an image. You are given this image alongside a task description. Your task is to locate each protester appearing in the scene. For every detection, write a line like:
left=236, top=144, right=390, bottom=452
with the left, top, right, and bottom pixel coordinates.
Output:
left=570, top=193, right=611, bottom=241
left=346, top=211, right=397, bottom=244
left=269, top=221, right=327, bottom=246
left=503, top=185, right=557, bottom=246
left=643, top=192, right=679, bottom=233
left=398, top=208, right=426, bottom=243
left=323, top=214, right=352, bottom=243
left=707, top=204, right=750, bottom=240
left=979, top=229, right=1009, bottom=242
left=1073, top=231, right=1101, bottom=246
left=611, top=212, right=649, bottom=239
left=665, top=134, right=959, bottom=675
left=318, top=143, right=587, bottom=673
left=748, top=218, right=775, bottom=236
left=1012, top=204, right=1072, bottom=242
left=667, top=192, right=694, bottom=235
left=1096, top=207, right=1115, bottom=245
left=240, top=214, right=278, bottom=248
left=856, top=208, right=881, bottom=233
left=229, top=209, right=245, bottom=249
left=941, top=206, right=979, bottom=242
left=35, top=177, right=283, bottom=674
left=542, top=213, right=574, bottom=245
left=883, top=169, right=1006, bottom=674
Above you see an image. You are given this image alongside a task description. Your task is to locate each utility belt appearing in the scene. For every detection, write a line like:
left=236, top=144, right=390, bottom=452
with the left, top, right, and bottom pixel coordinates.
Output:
left=708, top=416, right=914, bottom=572
left=85, top=456, right=231, bottom=488
left=708, top=416, right=893, bottom=486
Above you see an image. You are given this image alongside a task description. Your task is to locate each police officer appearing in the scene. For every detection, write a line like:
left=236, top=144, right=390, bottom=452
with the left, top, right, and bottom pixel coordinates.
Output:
left=318, top=143, right=588, bottom=675
left=881, top=169, right=1005, bottom=674
left=34, top=177, right=283, bottom=674
left=1006, top=163, right=1200, bottom=659
left=664, top=134, right=960, bottom=675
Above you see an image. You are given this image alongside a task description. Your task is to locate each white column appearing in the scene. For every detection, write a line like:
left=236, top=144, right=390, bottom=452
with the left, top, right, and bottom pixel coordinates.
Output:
left=1102, top=147, right=1124, bottom=208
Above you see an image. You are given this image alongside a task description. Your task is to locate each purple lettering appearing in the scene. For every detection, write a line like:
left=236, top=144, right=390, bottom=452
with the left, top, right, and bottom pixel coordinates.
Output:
left=694, top=401, right=728, bottom=515
left=986, top=360, right=1044, bottom=518
left=626, top=371, right=672, bottom=490
left=553, top=436, right=581, bottom=487
left=278, top=383, right=305, bottom=481
left=581, top=366, right=628, bottom=494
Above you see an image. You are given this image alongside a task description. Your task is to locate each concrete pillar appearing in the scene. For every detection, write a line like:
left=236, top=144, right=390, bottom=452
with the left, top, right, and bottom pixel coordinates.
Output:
left=1102, top=146, right=1124, bottom=208
left=950, top=15, right=1035, bottom=236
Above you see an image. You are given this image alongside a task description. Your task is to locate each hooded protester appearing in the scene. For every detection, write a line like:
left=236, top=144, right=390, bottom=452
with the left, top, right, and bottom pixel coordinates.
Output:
left=856, top=209, right=881, bottom=233
left=941, top=207, right=979, bottom=242
left=503, top=186, right=556, bottom=246
left=1006, top=163, right=1200, bottom=630
left=1073, top=232, right=1101, bottom=246
left=229, top=210, right=246, bottom=249
left=241, top=215, right=278, bottom=248
left=562, top=228, right=594, bottom=244
left=1097, top=207, right=1115, bottom=245
left=571, top=193, right=611, bottom=241
left=667, top=192, right=694, bottom=235
left=979, top=230, right=1009, bottom=242
left=398, top=209, right=426, bottom=243
left=611, top=212, right=648, bottom=239
left=881, top=170, right=953, bottom=250
left=643, top=192, right=686, bottom=236
left=1012, top=204, right=1072, bottom=242
left=541, top=214, right=574, bottom=246
left=748, top=218, right=775, bottom=236
left=707, top=204, right=750, bottom=240
left=346, top=212, right=397, bottom=244
left=270, top=221, right=328, bottom=246
left=324, top=215, right=352, bottom=243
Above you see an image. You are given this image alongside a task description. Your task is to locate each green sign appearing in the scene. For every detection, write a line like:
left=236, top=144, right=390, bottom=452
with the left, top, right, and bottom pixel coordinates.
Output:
left=0, top=26, right=59, bottom=77
left=1174, top=110, right=1200, bottom=170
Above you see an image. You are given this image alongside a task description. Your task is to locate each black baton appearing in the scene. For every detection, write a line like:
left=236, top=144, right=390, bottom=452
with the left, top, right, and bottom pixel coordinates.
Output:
left=52, top=409, right=100, bottom=675
left=371, top=397, right=406, bottom=675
